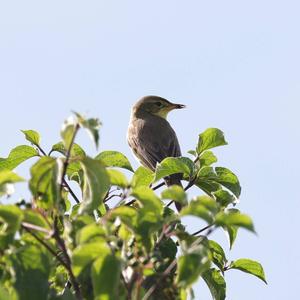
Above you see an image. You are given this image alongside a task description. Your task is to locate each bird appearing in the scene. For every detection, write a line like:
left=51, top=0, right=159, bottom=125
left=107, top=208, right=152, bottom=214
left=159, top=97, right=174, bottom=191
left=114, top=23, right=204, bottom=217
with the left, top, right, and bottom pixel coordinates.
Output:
left=127, top=95, right=185, bottom=211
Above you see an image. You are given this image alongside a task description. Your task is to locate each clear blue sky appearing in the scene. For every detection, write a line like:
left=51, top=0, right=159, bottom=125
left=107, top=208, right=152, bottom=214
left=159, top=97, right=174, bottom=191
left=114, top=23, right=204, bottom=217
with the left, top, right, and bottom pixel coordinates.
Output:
left=1, top=1, right=299, bottom=299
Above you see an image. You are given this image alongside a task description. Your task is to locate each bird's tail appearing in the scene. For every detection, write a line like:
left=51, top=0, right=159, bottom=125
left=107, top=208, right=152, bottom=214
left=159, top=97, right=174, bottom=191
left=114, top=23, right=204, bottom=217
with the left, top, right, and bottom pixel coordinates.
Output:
left=165, top=173, right=183, bottom=211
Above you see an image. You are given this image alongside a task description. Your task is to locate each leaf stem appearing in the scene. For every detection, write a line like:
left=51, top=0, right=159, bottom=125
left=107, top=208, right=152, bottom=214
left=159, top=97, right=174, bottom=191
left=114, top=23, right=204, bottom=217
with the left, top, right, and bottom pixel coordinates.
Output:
left=192, top=224, right=214, bottom=236
left=53, top=216, right=83, bottom=300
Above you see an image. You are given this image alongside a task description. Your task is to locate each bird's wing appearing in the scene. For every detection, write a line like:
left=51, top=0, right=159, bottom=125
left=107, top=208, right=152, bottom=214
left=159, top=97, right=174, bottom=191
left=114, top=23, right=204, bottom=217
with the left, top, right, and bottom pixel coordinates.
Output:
left=128, top=118, right=181, bottom=171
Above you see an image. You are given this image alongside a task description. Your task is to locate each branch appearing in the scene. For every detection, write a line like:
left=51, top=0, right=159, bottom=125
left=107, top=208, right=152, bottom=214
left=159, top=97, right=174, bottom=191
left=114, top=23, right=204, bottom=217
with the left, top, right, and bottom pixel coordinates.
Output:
left=21, top=222, right=53, bottom=236
left=142, top=259, right=177, bottom=300
left=36, top=141, right=81, bottom=204
left=152, top=182, right=165, bottom=190
left=63, top=179, right=80, bottom=204
left=192, top=224, right=214, bottom=236
left=22, top=225, right=68, bottom=269
left=53, top=217, right=83, bottom=300
left=59, top=124, right=80, bottom=195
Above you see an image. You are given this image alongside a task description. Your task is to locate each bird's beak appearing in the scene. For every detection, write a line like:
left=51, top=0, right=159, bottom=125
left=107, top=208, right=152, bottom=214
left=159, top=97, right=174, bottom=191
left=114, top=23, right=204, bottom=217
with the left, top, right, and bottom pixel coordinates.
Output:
left=172, top=103, right=186, bottom=109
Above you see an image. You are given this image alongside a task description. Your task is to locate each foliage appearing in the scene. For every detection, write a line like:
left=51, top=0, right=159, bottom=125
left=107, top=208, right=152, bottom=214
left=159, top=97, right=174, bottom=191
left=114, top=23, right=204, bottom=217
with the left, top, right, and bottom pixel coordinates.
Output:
left=0, top=114, right=266, bottom=300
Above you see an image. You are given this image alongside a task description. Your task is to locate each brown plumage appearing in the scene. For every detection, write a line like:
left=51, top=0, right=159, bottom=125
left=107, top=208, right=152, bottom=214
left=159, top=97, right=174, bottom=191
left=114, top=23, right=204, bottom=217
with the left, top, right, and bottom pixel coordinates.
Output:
left=127, top=95, right=185, bottom=211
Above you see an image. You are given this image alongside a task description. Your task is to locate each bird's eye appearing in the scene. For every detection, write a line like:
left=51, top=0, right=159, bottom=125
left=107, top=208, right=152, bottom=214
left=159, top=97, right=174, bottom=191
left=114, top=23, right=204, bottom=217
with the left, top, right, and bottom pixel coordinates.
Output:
left=155, top=102, right=163, bottom=107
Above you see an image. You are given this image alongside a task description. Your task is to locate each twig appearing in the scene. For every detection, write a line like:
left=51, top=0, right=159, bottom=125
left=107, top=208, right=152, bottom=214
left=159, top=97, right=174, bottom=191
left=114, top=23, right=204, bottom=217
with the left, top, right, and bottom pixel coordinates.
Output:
left=125, top=199, right=136, bottom=206
left=59, top=124, right=80, bottom=194
left=192, top=224, right=214, bottom=236
left=142, top=259, right=177, bottom=300
left=63, top=179, right=80, bottom=204
left=36, top=142, right=81, bottom=204
left=104, top=193, right=123, bottom=203
left=22, top=225, right=68, bottom=269
left=152, top=182, right=165, bottom=190
left=21, top=222, right=53, bottom=236
left=53, top=217, right=83, bottom=300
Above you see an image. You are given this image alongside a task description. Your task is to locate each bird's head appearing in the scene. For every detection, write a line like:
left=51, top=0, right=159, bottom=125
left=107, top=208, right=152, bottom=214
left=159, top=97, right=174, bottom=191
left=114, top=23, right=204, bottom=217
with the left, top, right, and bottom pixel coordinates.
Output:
left=132, top=96, right=186, bottom=119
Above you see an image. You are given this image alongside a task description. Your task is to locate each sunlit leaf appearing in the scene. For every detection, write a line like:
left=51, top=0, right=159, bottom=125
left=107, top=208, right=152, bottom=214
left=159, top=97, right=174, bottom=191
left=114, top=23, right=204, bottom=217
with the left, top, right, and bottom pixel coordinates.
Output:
left=80, top=157, right=110, bottom=213
left=95, top=151, right=134, bottom=172
left=11, top=244, right=51, bottom=300
left=202, top=268, right=226, bottom=300
left=224, top=225, right=238, bottom=250
left=208, top=240, right=227, bottom=271
left=131, top=166, right=154, bottom=188
left=29, top=157, right=61, bottom=209
left=161, top=185, right=187, bottom=206
left=61, top=116, right=78, bottom=150
left=199, top=151, right=217, bottom=167
left=76, top=223, right=106, bottom=245
left=215, top=167, right=241, bottom=198
left=72, top=241, right=110, bottom=276
left=74, top=112, right=101, bottom=149
left=50, top=141, right=86, bottom=158
left=21, top=130, right=40, bottom=146
left=0, top=170, right=25, bottom=197
left=180, top=197, right=215, bottom=224
left=177, top=245, right=210, bottom=288
left=154, top=157, right=194, bottom=182
left=215, top=209, right=255, bottom=233
left=230, top=259, right=267, bottom=284
left=110, top=206, right=137, bottom=231
left=197, top=128, right=227, bottom=154
left=131, top=186, right=163, bottom=215
left=0, top=145, right=38, bottom=171
left=107, top=169, right=129, bottom=188
left=213, top=190, right=236, bottom=207
left=0, top=205, right=23, bottom=234
left=92, top=253, right=121, bottom=300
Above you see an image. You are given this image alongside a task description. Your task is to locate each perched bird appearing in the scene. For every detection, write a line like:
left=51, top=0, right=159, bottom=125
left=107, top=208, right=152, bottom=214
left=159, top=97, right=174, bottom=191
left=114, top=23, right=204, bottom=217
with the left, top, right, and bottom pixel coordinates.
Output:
left=127, top=95, right=185, bottom=211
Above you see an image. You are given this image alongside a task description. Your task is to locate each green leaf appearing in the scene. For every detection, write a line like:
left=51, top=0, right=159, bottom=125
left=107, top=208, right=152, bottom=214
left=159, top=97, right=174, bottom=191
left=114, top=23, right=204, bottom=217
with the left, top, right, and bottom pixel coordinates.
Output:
left=199, top=151, right=218, bottom=167
left=76, top=223, right=106, bottom=245
left=50, top=141, right=86, bottom=158
left=202, top=269, right=226, bottom=300
left=23, top=209, right=50, bottom=229
left=213, top=190, right=236, bottom=207
left=21, top=129, right=40, bottom=146
left=95, top=151, right=134, bottom=172
left=131, top=186, right=163, bottom=215
left=215, top=167, right=241, bottom=198
left=230, top=259, right=267, bottom=284
left=0, top=145, right=38, bottom=171
left=74, top=112, right=101, bottom=149
left=0, top=170, right=24, bottom=185
left=0, top=205, right=23, bottom=234
left=161, top=185, right=187, bottom=206
left=208, top=240, right=227, bottom=271
left=196, top=167, right=221, bottom=195
left=72, top=241, right=110, bottom=276
left=158, top=237, right=178, bottom=261
left=91, top=253, right=121, bottom=300
left=154, top=157, right=194, bottom=182
left=177, top=246, right=211, bottom=288
left=29, top=157, right=61, bottom=209
left=215, top=210, right=255, bottom=233
left=107, top=169, right=129, bottom=188
left=180, top=197, right=215, bottom=223
left=0, top=170, right=25, bottom=197
left=197, top=128, right=227, bottom=154
left=224, top=225, right=238, bottom=250
left=0, top=285, right=18, bottom=300
left=131, top=166, right=154, bottom=188
left=80, top=157, right=110, bottom=213
left=66, top=161, right=82, bottom=184
left=61, top=116, right=78, bottom=150
left=110, top=206, right=137, bottom=231
left=11, top=244, right=51, bottom=300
